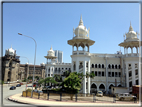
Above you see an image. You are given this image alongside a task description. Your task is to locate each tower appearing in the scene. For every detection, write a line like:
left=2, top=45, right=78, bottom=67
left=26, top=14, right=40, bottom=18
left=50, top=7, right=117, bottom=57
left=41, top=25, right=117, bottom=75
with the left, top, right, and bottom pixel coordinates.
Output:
left=68, top=15, right=95, bottom=94
left=44, top=46, right=57, bottom=78
left=119, top=22, right=141, bottom=92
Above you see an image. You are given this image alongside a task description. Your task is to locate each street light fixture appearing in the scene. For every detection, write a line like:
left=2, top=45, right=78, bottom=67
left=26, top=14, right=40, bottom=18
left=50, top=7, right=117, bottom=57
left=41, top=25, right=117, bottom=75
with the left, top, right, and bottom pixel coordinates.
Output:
left=18, top=33, right=37, bottom=98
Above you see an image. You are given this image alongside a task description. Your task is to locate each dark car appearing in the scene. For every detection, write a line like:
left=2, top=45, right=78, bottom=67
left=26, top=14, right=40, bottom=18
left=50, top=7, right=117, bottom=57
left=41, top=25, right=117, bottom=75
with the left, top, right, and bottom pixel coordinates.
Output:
left=16, top=84, right=21, bottom=87
left=10, top=86, right=16, bottom=90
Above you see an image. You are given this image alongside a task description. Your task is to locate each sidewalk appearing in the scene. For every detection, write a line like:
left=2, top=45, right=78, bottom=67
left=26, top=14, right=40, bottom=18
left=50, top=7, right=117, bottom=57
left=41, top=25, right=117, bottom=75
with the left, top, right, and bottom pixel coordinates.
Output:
left=8, top=93, right=141, bottom=106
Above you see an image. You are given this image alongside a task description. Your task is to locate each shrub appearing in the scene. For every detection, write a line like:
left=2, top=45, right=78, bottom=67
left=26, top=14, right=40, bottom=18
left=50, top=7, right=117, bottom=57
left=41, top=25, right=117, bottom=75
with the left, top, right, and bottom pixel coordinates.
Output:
left=26, top=89, right=32, bottom=92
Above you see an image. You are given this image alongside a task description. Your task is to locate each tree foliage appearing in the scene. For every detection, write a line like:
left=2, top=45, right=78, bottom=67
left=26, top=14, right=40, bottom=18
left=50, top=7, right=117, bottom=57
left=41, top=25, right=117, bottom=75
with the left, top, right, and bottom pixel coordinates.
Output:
left=60, top=72, right=81, bottom=94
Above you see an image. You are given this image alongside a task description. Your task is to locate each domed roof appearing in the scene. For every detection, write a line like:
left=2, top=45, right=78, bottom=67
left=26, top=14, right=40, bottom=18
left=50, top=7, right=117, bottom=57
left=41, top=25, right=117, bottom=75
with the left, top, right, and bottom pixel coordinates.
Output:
left=74, top=15, right=89, bottom=38
left=47, top=46, right=55, bottom=56
left=125, top=22, right=138, bottom=41
left=6, top=45, right=15, bottom=56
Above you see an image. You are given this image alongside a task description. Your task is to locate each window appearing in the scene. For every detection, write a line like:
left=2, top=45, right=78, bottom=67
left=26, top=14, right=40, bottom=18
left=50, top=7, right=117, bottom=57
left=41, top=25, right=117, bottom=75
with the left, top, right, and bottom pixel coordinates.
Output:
left=119, top=72, right=121, bottom=77
left=115, top=72, right=117, bottom=77
left=102, top=72, right=104, bottom=76
left=92, top=64, right=94, bottom=68
left=112, top=65, right=114, bottom=69
left=102, top=64, right=104, bottom=68
left=108, top=64, right=111, bottom=69
left=98, top=64, right=101, bottom=68
left=95, top=71, right=97, bottom=76
left=95, top=64, right=97, bottom=68
left=112, top=72, right=114, bottom=77
left=108, top=72, right=111, bottom=77
left=129, top=81, right=132, bottom=87
left=115, top=65, right=117, bottom=69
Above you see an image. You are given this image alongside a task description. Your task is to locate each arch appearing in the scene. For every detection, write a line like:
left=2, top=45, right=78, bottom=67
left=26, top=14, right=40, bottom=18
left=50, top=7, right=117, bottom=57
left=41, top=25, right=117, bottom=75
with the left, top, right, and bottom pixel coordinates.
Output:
left=108, top=64, right=111, bottom=69
left=95, top=64, right=97, bottom=68
left=73, top=63, right=76, bottom=70
left=133, top=47, right=137, bottom=53
left=91, top=64, right=94, bottom=68
left=90, top=83, right=97, bottom=93
left=112, top=64, right=114, bottom=69
left=118, top=65, right=121, bottom=69
left=98, top=83, right=106, bottom=91
left=128, top=47, right=131, bottom=53
left=91, top=83, right=97, bottom=88
left=102, top=64, right=104, bottom=68
left=98, top=64, right=101, bottom=68
left=117, top=83, right=122, bottom=87
left=115, top=65, right=117, bottom=69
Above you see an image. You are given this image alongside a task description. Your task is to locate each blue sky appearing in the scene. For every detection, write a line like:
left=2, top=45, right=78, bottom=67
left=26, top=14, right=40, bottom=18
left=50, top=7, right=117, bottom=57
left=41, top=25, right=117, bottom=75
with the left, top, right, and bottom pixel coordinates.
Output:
left=3, top=3, right=139, bottom=65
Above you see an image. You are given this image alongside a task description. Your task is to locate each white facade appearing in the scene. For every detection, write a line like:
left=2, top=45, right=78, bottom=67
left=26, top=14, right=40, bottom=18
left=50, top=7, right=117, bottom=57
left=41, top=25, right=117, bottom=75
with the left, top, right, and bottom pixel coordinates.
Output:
left=45, top=16, right=140, bottom=94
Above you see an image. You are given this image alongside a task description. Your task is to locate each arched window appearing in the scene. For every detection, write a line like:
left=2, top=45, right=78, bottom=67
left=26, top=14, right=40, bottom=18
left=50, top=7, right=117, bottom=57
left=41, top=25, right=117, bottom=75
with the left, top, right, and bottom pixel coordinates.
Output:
left=73, top=63, right=76, bottom=70
left=92, top=64, right=94, bottom=68
left=59, top=68, right=60, bottom=71
left=115, top=65, right=117, bottom=69
left=98, top=64, right=101, bottom=68
left=118, top=65, right=121, bottom=69
left=102, top=64, right=104, bottom=68
left=108, top=64, right=111, bottom=69
left=62, top=68, right=64, bottom=70
left=112, top=64, right=114, bottom=69
left=95, top=64, right=97, bottom=68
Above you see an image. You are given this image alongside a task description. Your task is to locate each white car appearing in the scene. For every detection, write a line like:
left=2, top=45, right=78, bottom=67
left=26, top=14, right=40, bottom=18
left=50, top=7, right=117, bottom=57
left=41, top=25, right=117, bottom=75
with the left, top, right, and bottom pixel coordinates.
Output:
left=96, top=91, right=103, bottom=97
left=118, top=93, right=136, bottom=101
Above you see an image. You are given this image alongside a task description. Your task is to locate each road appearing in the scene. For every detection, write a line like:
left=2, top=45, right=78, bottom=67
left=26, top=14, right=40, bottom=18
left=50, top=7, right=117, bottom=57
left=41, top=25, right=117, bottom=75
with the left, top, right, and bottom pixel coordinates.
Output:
left=1, top=83, right=33, bottom=106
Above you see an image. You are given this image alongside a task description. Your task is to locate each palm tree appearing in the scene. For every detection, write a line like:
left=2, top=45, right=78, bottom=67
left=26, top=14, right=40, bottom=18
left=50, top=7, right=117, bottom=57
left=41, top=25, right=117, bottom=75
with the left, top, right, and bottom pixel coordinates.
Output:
left=63, top=70, right=70, bottom=78
left=38, top=78, right=44, bottom=90
left=89, top=72, right=95, bottom=84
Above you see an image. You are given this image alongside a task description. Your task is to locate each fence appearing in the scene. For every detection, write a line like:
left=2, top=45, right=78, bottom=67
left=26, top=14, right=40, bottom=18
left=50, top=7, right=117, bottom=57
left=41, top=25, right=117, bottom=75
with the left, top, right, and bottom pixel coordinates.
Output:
left=22, top=91, right=138, bottom=103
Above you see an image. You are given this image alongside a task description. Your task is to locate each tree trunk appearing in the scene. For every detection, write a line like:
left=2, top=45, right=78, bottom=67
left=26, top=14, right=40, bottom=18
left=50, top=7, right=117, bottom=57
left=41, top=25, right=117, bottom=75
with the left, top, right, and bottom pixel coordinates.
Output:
left=70, top=94, right=73, bottom=100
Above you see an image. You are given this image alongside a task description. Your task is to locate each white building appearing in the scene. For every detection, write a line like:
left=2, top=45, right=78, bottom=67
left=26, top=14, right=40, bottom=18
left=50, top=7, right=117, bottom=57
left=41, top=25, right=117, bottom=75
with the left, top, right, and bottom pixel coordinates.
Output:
left=45, top=16, right=140, bottom=94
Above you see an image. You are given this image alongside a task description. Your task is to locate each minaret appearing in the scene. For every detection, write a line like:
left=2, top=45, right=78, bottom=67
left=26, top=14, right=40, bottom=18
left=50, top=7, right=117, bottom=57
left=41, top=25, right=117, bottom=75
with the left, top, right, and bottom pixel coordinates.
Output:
left=119, top=22, right=141, bottom=91
left=68, top=15, right=95, bottom=94
left=44, top=46, right=57, bottom=78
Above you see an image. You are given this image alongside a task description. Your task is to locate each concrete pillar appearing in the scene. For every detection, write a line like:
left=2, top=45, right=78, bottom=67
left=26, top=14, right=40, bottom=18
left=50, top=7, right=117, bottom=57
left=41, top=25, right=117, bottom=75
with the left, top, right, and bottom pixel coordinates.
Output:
left=71, top=60, right=73, bottom=72
left=83, top=61, right=86, bottom=94
left=126, top=63, right=129, bottom=88
left=131, top=47, right=133, bottom=54
left=136, top=47, right=138, bottom=54
left=72, top=46, right=74, bottom=52
left=124, top=47, right=125, bottom=54
left=132, top=63, right=136, bottom=85
left=88, top=46, right=90, bottom=52
left=76, top=61, right=79, bottom=73
left=105, top=57, right=108, bottom=94
left=88, top=60, right=90, bottom=94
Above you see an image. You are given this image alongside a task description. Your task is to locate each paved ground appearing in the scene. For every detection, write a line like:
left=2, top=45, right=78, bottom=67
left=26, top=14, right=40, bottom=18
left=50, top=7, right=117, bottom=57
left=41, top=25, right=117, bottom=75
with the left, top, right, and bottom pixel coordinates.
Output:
left=7, top=93, right=141, bottom=107
left=1, top=83, right=32, bottom=106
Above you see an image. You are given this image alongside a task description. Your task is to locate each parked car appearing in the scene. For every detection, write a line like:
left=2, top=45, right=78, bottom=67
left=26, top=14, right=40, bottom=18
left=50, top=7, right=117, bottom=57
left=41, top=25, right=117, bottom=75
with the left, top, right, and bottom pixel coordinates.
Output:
left=10, top=86, right=16, bottom=90
left=118, top=93, right=136, bottom=101
left=16, top=84, right=21, bottom=87
left=33, top=89, right=38, bottom=92
left=96, top=91, right=103, bottom=97
left=20, top=82, right=24, bottom=85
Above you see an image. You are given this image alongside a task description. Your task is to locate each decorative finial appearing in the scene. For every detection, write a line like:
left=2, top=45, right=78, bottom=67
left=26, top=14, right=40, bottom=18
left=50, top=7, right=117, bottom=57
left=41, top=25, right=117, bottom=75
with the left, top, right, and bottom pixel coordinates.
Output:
left=79, top=14, right=83, bottom=26
left=129, top=21, right=133, bottom=31
left=50, top=45, right=53, bottom=50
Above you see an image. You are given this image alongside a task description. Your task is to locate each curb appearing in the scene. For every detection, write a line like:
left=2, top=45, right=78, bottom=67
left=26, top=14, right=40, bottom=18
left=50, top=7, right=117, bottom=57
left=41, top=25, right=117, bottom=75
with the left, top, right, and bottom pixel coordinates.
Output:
left=8, top=97, right=29, bottom=104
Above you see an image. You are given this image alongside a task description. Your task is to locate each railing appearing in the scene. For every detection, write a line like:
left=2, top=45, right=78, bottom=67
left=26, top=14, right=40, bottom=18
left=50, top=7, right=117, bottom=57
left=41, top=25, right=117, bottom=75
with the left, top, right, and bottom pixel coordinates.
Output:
left=73, top=51, right=90, bottom=55
left=135, top=75, right=138, bottom=79
left=129, top=76, right=132, bottom=80
left=128, top=67, right=132, bottom=70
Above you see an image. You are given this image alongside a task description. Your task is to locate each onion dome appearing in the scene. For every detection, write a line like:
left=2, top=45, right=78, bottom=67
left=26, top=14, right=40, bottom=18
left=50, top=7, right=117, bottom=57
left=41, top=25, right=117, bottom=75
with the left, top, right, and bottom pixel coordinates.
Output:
left=125, top=22, right=138, bottom=41
left=47, top=46, right=55, bottom=56
left=6, top=45, right=15, bottom=56
left=40, top=62, right=45, bottom=66
left=74, top=15, right=89, bottom=39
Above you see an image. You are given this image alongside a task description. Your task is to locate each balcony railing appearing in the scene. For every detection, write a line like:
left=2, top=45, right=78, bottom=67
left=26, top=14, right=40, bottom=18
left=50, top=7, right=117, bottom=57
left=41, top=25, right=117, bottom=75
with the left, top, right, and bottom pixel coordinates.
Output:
left=73, top=51, right=90, bottom=55
left=129, top=76, right=132, bottom=80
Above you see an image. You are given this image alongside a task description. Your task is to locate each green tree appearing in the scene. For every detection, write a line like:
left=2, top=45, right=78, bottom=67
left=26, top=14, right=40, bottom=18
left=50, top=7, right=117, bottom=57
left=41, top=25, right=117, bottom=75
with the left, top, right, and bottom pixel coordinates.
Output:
left=63, top=70, right=70, bottom=78
left=53, top=74, right=61, bottom=82
left=35, top=76, right=39, bottom=80
left=38, top=78, right=44, bottom=90
left=60, top=72, right=81, bottom=100
left=44, top=77, right=57, bottom=87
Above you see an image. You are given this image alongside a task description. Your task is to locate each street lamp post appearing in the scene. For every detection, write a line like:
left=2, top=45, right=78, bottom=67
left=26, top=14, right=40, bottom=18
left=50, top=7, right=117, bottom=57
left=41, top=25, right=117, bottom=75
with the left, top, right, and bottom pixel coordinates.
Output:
left=18, top=33, right=37, bottom=98
left=20, top=56, right=29, bottom=91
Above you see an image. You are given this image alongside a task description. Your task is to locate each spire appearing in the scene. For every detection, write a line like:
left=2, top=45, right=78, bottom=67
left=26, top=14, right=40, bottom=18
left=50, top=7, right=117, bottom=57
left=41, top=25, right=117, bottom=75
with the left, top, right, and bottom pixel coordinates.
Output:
left=11, top=44, right=12, bottom=48
left=50, top=45, right=53, bottom=50
left=79, top=14, right=84, bottom=26
left=129, top=21, right=133, bottom=31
